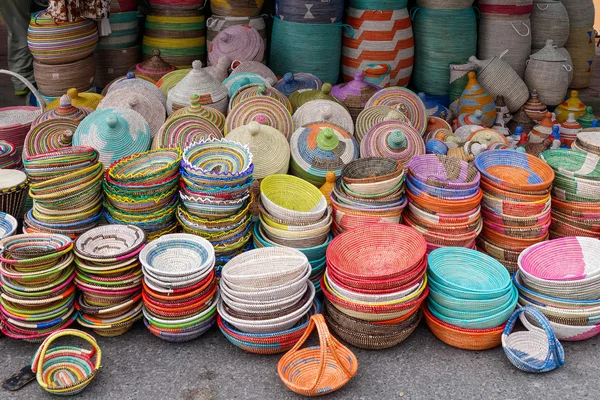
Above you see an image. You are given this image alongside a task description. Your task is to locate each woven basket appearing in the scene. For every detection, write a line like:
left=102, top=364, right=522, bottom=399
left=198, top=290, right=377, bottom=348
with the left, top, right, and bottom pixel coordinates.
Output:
left=103, top=73, right=165, bottom=105
left=365, top=87, right=428, bottom=135
left=167, top=61, right=228, bottom=115
left=211, top=0, right=264, bottom=17
left=143, top=9, right=206, bottom=68
left=226, top=96, right=294, bottom=139
left=293, top=100, right=354, bottom=136
left=96, top=46, right=141, bottom=89
left=565, top=27, right=597, bottom=89
left=355, top=105, right=408, bottom=144
left=277, top=314, right=357, bottom=396
left=22, top=119, right=79, bottom=160
left=331, top=72, right=380, bottom=122
left=342, top=7, right=414, bottom=87
left=561, top=0, right=594, bottom=28
left=260, top=175, right=327, bottom=223
left=530, top=1, right=570, bottom=49
left=34, top=54, right=95, bottom=97
left=206, top=15, right=266, bottom=51
left=208, top=25, right=265, bottom=66
left=449, top=62, right=476, bottom=114
left=360, top=121, right=425, bottom=165
left=149, top=0, right=205, bottom=10
left=135, top=49, right=175, bottom=82
left=230, top=61, right=277, bottom=85
left=276, top=0, right=343, bottom=23
left=97, top=11, right=139, bottom=50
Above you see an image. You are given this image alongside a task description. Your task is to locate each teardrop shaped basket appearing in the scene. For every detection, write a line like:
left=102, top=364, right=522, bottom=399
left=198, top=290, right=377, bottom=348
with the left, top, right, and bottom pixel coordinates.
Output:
left=278, top=314, right=358, bottom=396
left=31, top=329, right=102, bottom=395
left=502, top=306, right=564, bottom=373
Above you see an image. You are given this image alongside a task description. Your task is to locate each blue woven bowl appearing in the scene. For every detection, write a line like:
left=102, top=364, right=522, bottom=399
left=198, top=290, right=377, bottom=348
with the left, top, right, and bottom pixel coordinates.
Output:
left=252, top=222, right=332, bottom=261
left=0, top=212, right=17, bottom=239
left=428, top=278, right=516, bottom=313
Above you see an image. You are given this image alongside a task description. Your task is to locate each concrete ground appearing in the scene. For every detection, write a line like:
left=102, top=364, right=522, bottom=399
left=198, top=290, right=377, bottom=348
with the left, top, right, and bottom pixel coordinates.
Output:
left=1, top=322, right=600, bottom=400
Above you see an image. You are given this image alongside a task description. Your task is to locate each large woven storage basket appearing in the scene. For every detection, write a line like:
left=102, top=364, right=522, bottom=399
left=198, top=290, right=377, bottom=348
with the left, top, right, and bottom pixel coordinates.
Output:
left=206, top=15, right=267, bottom=52
left=530, top=1, right=570, bottom=50
left=565, top=27, right=596, bottom=89
left=34, top=54, right=96, bottom=97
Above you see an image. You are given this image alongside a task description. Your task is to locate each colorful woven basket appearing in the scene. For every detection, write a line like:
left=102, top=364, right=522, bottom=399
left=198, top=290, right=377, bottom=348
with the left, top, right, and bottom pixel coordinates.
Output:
left=360, top=120, right=425, bottom=165
left=364, top=87, right=428, bottom=135
left=226, top=96, right=293, bottom=139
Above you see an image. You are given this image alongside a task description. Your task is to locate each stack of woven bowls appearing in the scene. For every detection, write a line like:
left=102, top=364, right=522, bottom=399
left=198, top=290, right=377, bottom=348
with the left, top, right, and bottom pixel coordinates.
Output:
left=218, top=247, right=317, bottom=354
left=0, top=233, right=77, bottom=341
left=0, top=141, right=20, bottom=169
left=254, top=175, right=331, bottom=294
left=323, top=224, right=428, bottom=350
left=24, top=147, right=104, bottom=239
left=540, top=149, right=600, bottom=239
left=424, top=247, right=518, bottom=351
left=404, top=155, right=482, bottom=254
left=140, top=234, right=218, bottom=342
left=474, top=150, right=554, bottom=273
left=331, top=158, right=406, bottom=235
left=514, top=237, right=600, bottom=341
left=74, top=225, right=146, bottom=336
left=177, top=139, right=254, bottom=271
left=104, top=149, right=182, bottom=240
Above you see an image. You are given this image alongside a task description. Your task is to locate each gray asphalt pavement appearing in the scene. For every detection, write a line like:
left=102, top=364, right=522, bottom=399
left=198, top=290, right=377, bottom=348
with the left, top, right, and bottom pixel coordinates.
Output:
left=1, top=321, right=599, bottom=400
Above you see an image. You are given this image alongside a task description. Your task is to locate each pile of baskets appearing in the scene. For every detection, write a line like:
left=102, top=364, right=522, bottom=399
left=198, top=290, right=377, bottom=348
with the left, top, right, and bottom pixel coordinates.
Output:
left=177, top=139, right=254, bottom=271
left=475, top=150, right=554, bottom=272
left=23, top=147, right=104, bottom=239
left=0, top=233, right=77, bottom=340
left=104, top=149, right=182, bottom=240
left=218, top=247, right=318, bottom=354
left=424, top=247, right=518, bottom=351
left=404, top=155, right=482, bottom=254
left=140, top=234, right=218, bottom=342
left=331, top=158, right=407, bottom=235
left=572, top=130, right=600, bottom=155
left=74, top=225, right=145, bottom=336
left=254, top=175, right=330, bottom=293
left=540, top=149, right=600, bottom=239
left=514, top=237, right=600, bottom=341
left=0, top=141, right=20, bottom=169
left=323, top=224, right=427, bottom=350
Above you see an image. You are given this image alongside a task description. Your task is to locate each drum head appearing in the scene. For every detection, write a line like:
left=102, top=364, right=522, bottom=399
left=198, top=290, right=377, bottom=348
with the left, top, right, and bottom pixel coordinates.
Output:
left=0, top=169, right=27, bottom=191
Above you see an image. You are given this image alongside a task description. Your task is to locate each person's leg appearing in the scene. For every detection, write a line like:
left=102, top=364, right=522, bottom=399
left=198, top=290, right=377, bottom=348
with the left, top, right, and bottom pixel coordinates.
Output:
left=0, top=0, right=33, bottom=95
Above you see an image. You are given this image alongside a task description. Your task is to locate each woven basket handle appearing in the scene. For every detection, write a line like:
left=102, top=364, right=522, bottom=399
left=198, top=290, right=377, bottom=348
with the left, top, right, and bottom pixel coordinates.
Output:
left=287, top=314, right=353, bottom=391
left=509, top=22, right=530, bottom=37
left=563, top=64, right=573, bottom=72
left=31, top=329, right=102, bottom=384
left=510, top=306, right=564, bottom=368
left=536, top=4, right=549, bottom=10
left=0, top=69, right=46, bottom=111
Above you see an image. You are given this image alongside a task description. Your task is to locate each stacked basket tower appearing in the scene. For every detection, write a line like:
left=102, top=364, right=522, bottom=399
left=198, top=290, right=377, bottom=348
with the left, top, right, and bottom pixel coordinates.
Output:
left=540, top=149, right=600, bottom=239
left=270, top=0, right=345, bottom=83
left=323, top=224, right=428, bottom=350
left=143, top=0, right=207, bottom=68
left=342, top=0, right=414, bottom=87
left=177, top=139, right=254, bottom=272
left=477, top=0, right=533, bottom=78
left=27, top=11, right=99, bottom=101
left=96, top=2, right=141, bottom=88
left=475, top=150, right=555, bottom=273
left=218, top=247, right=318, bottom=354
left=403, top=155, right=482, bottom=254
left=562, top=0, right=596, bottom=89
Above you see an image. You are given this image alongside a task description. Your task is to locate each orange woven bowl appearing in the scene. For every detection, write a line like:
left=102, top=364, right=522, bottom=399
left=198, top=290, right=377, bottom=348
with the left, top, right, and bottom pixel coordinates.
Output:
left=423, top=306, right=504, bottom=351
left=480, top=226, right=548, bottom=249
left=407, top=189, right=482, bottom=214
left=480, top=178, right=550, bottom=202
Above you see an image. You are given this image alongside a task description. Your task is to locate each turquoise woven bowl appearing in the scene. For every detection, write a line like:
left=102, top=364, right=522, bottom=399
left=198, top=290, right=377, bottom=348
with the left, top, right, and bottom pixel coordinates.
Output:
left=252, top=222, right=332, bottom=261
left=427, top=247, right=512, bottom=299
left=428, top=278, right=516, bottom=313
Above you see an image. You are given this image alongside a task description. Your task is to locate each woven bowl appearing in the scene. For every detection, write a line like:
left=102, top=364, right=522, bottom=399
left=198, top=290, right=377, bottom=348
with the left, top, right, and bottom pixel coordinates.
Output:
left=75, top=225, right=145, bottom=262
left=0, top=212, right=18, bottom=239
left=260, top=175, right=327, bottom=223
left=408, top=154, right=480, bottom=190
left=341, top=157, right=405, bottom=196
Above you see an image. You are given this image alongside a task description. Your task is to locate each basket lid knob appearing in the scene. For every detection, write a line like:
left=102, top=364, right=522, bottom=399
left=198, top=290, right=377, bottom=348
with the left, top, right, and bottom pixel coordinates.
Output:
left=67, top=88, right=80, bottom=100
left=322, top=83, right=332, bottom=95
left=128, top=96, right=139, bottom=108
left=189, top=94, right=201, bottom=106
left=257, top=85, right=268, bottom=95
left=106, top=115, right=119, bottom=129
left=388, top=129, right=407, bottom=150
left=248, top=121, right=261, bottom=136
left=253, top=113, right=268, bottom=125
left=317, top=127, right=339, bottom=150
left=192, top=60, right=203, bottom=71
left=59, top=94, right=72, bottom=107
left=126, top=72, right=135, bottom=80
left=220, top=31, right=232, bottom=43
left=283, top=72, right=294, bottom=83
left=353, top=72, right=364, bottom=82
left=322, top=106, right=333, bottom=121
left=593, top=119, right=599, bottom=128
left=59, top=130, right=73, bottom=145
left=152, top=49, right=161, bottom=57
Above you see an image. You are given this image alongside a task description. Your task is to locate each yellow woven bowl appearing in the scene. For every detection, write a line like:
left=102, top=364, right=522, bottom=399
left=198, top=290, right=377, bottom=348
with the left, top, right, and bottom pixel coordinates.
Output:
left=260, top=174, right=327, bottom=223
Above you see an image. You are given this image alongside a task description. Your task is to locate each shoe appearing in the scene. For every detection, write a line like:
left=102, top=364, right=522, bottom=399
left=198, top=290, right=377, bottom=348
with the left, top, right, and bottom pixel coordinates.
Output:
left=14, top=89, right=30, bottom=97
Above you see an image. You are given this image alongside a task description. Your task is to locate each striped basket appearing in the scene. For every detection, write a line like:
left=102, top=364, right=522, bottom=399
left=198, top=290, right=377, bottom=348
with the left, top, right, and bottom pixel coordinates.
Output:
left=211, top=0, right=264, bottom=17
left=276, top=0, right=344, bottom=24
left=97, top=11, right=140, bottom=50
left=206, top=15, right=267, bottom=52
left=143, top=9, right=206, bottom=68
left=342, top=7, right=414, bottom=87
left=565, top=27, right=596, bottom=89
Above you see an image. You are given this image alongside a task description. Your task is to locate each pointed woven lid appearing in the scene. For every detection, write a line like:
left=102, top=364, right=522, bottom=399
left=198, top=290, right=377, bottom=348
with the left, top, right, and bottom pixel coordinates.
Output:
left=208, top=25, right=264, bottom=67
left=225, top=121, right=290, bottom=179
left=524, top=90, right=547, bottom=121
left=558, top=90, right=586, bottom=113
left=205, top=56, right=231, bottom=82
left=167, top=61, right=228, bottom=111
left=33, top=94, right=91, bottom=125
left=293, top=99, right=354, bottom=135
left=331, top=72, right=380, bottom=108
left=530, top=40, right=567, bottom=62
left=230, top=61, right=277, bottom=85
left=46, top=88, right=103, bottom=110
left=168, top=94, right=226, bottom=132
left=274, top=72, right=322, bottom=97
left=229, top=85, right=292, bottom=114
left=105, top=72, right=166, bottom=106
left=225, top=96, right=293, bottom=139
left=157, top=69, right=190, bottom=96
left=531, top=111, right=554, bottom=137
left=290, top=83, right=344, bottom=111
left=578, top=106, right=597, bottom=128
left=136, top=49, right=175, bottom=76
left=561, top=113, right=582, bottom=130
left=23, top=119, right=79, bottom=159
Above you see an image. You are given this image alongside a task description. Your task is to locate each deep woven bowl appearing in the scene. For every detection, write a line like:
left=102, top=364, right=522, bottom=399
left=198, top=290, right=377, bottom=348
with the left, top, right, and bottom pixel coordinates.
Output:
left=408, top=154, right=480, bottom=190
left=107, top=148, right=182, bottom=183
left=75, top=225, right=146, bottom=262
left=0, top=212, right=18, bottom=240
left=260, top=175, right=327, bottom=223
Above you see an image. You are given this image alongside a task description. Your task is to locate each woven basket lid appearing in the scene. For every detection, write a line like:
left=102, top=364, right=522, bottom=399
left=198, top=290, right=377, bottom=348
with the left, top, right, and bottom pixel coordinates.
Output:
left=0, top=141, right=19, bottom=169
left=274, top=72, right=323, bottom=98
left=33, top=95, right=91, bottom=126
left=364, top=87, right=428, bottom=136
left=98, top=88, right=166, bottom=139
left=578, top=107, right=597, bottom=129
left=157, top=69, right=190, bottom=96
left=225, top=96, right=293, bottom=139
left=355, top=105, right=409, bottom=144
left=105, top=73, right=166, bottom=106
left=523, top=90, right=547, bottom=122
left=73, top=108, right=152, bottom=169
left=46, top=88, right=103, bottom=111
left=23, top=119, right=79, bottom=160
left=293, top=100, right=354, bottom=136
left=529, top=40, right=567, bottom=62
left=290, top=122, right=359, bottom=186
left=225, top=121, right=290, bottom=179
left=153, top=114, right=223, bottom=150
left=168, top=94, right=226, bottom=132
left=560, top=113, right=582, bottom=135
left=425, top=117, right=453, bottom=136
left=456, top=72, right=497, bottom=128
left=222, top=72, right=270, bottom=97
left=508, top=107, right=536, bottom=133
left=418, top=92, right=453, bottom=123
left=556, top=90, right=586, bottom=117
left=455, top=109, right=484, bottom=129
left=231, top=60, right=277, bottom=85
left=167, top=61, right=229, bottom=115
left=229, top=85, right=292, bottom=114
left=135, top=49, right=176, bottom=80
left=466, top=128, right=509, bottom=147
left=205, top=56, right=231, bottom=83
left=208, top=25, right=265, bottom=67
left=360, top=120, right=425, bottom=166
left=530, top=112, right=554, bottom=138
left=289, top=84, right=344, bottom=112
left=331, top=72, right=380, bottom=116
